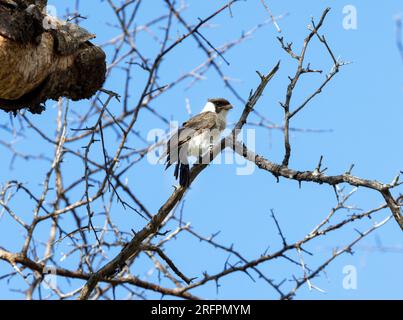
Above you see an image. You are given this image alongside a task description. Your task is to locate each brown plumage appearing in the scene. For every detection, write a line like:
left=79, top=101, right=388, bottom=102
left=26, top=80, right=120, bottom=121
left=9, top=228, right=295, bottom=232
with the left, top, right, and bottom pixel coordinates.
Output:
left=165, top=112, right=224, bottom=166
left=0, top=0, right=106, bottom=114
left=164, top=98, right=233, bottom=187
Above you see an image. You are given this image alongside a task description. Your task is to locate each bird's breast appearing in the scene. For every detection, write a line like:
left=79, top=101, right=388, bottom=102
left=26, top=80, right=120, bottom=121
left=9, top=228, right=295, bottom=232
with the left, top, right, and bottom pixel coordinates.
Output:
left=187, top=129, right=221, bottom=157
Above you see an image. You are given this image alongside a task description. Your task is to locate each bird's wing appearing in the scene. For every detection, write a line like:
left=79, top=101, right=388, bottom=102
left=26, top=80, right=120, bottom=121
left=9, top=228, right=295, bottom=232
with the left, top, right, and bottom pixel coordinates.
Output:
left=0, top=3, right=42, bottom=43
left=182, top=111, right=217, bottom=131
left=165, top=112, right=217, bottom=167
left=177, top=111, right=217, bottom=147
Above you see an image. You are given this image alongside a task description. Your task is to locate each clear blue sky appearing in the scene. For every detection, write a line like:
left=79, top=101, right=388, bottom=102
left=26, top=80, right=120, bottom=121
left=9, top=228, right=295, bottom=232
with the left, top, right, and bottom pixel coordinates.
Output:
left=0, top=0, right=402, bottom=299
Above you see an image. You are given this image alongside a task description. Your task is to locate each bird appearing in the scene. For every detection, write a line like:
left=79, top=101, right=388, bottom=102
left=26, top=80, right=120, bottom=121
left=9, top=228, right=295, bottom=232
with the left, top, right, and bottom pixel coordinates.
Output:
left=0, top=0, right=106, bottom=114
left=164, top=98, right=233, bottom=187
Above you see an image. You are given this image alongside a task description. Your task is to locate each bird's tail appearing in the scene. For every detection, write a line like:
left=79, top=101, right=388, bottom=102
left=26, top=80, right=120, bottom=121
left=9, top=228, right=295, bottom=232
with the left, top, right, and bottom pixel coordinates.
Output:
left=179, top=163, right=190, bottom=187
left=174, top=162, right=180, bottom=179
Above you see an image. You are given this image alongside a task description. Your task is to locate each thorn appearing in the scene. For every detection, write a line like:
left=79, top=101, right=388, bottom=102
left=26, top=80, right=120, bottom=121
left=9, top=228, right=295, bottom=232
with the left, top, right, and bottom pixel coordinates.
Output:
left=346, top=163, right=355, bottom=175
left=256, top=70, right=264, bottom=81
left=313, top=155, right=324, bottom=175
left=354, top=228, right=364, bottom=237
left=391, top=173, right=400, bottom=187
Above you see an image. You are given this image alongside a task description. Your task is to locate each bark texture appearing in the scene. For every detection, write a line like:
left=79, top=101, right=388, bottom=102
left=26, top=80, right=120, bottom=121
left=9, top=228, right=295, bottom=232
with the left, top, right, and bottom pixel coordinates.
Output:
left=0, top=0, right=106, bottom=114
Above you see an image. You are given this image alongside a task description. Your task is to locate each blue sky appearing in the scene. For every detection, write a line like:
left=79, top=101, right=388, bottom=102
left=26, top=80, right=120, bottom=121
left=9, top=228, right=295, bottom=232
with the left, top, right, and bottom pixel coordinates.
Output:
left=0, top=0, right=402, bottom=299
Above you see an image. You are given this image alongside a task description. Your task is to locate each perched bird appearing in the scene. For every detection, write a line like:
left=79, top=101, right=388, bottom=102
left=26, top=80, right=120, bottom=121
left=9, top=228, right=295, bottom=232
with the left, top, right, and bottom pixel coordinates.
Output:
left=164, top=98, right=233, bottom=187
left=0, top=0, right=106, bottom=113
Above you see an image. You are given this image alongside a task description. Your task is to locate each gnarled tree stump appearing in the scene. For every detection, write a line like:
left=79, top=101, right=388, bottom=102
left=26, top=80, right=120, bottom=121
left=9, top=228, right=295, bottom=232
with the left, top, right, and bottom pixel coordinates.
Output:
left=0, top=0, right=106, bottom=114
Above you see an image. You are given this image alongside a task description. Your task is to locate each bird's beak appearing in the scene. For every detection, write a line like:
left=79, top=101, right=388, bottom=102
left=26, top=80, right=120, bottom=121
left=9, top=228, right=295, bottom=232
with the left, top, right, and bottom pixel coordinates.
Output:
left=223, top=104, right=233, bottom=110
